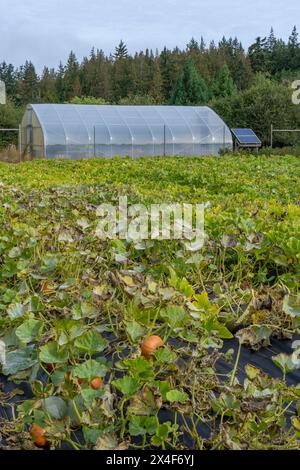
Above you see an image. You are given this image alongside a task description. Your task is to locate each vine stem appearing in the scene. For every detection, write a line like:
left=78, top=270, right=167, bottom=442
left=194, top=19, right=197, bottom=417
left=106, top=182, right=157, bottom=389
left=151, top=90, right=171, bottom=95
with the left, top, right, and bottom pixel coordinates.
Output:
left=72, top=399, right=82, bottom=422
left=230, top=340, right=242, bottom=386
left=65, top=437, right=81, bottom=450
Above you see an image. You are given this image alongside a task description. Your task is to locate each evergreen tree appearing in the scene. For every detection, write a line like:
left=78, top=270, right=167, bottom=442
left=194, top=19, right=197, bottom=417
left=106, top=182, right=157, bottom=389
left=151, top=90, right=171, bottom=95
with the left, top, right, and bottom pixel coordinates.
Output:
left=114, top=40, right=128, bottom=60
left=159, top=47, right=176, bottom=102
left=266, top=27, right=276, bottom=52
left=248, top=37, right=269, bottom=72
left=64, top=52, right=81, bottom=100
left=0, top=62, right=17, bottom=98
left=212, top=63, right=236, bottom=98
left=111, top=43, right=132, bottom=101
left=17, top=61, right=39, bottom=104
left=170, top=58, right=209, bottom=105
left=40, top=67, right=58, bottom=102
left=55, top=62, right=66, bottom=102
left=149, top=59, right=163, bottom=103
left=288, top=26, right=300, bottom=70
left=186, top=38, right=199, bottom=52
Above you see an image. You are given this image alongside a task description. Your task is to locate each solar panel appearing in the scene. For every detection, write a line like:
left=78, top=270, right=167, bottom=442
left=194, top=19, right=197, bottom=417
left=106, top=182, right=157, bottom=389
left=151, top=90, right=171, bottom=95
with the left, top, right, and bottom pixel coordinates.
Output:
left=231, top=128, right=262, bottom=146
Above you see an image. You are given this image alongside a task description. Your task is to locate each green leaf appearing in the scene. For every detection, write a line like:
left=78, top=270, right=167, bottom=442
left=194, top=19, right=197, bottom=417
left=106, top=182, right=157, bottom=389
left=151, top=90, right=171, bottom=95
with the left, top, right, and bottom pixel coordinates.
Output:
left=128, top=415, right=157, bottom=436
left=213, top=322, right=234, bottom=339
left=154, top=380, right=171, bottom=401
left=283, top=295, right=300, bottom=317
left=58, top=231, right=74, bottom=243
left=155, top=347, right=177, bottom=363
left=7, top=303, right=26, bottom=320
left=81, top=388, right=104, bottom=407
left=161, top=306, right=187, bottom=328
left=126, top=321, right=145, bottom=342
left=83, top=426, right=103, bottom=445
left=72, top=301, right=97, bottom=319
left=166, top=389, right=189, bottom=403
left=151, top=422, right=173, bottom=446
left=15, top=319, right=43, bottom=344
left=72, top=359, right=106, bottom=380
left=2, top=345, right=38, bottom=375
left=51, top=368, right=68, bottom=386
left=272, top=353, right=299, bottom=374
left=42, top=396, right=67, bottom=419
left=193, top=291, right=211, bottom=310
left=291, top=416, right=300, bottom=432
left=112, top=375, right=140, bottom=397
left=39, top=341, right=69, bottom=364
left=123, top=357, right=155, bottom=381
left=74, top=330, right=108, bottom=354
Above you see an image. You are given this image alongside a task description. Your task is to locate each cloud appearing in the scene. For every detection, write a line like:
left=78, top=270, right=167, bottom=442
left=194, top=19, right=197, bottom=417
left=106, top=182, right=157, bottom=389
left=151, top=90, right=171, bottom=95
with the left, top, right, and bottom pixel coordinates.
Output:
left=0, top=0, right=299, bottom=71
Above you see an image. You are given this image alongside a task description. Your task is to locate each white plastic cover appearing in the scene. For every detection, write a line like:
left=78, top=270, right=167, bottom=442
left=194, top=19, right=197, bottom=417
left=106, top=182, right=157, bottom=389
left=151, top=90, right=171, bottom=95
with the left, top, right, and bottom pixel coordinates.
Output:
left=25, top=104, right=233, bottom=158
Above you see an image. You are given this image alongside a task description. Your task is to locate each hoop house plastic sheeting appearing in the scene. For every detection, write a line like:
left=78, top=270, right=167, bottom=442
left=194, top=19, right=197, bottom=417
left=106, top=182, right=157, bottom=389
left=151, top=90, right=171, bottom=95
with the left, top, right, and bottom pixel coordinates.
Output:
left=21, top=104, right=232, bottom=159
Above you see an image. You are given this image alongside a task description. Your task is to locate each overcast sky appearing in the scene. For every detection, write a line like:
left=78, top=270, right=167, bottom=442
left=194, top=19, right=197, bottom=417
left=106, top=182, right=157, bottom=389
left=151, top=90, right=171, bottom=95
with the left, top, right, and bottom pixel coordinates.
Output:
left=1, top=0, right=299, bottom=72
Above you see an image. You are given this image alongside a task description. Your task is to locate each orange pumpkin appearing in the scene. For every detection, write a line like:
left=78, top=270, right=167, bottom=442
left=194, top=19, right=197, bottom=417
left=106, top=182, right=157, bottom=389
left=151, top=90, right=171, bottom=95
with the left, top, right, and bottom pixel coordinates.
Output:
left=90, top=376, right=103, bottom=390
left=141, top=335, right=164, bottom=359
left=30, top=424, right=48, bottom=448
left=30, top=424, right=45, bottom=439
left=34, top=435, right=48, bottom=448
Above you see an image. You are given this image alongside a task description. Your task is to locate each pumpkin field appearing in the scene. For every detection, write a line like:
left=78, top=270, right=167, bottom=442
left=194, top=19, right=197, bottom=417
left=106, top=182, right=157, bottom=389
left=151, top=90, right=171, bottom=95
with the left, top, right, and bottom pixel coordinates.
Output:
left=0, top=155, right=299, bottom=450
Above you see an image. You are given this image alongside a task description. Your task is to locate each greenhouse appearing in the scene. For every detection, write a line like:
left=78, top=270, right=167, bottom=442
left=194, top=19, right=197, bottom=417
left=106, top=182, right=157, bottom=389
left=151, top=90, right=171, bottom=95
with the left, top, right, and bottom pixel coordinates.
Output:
left=20, top=104, right=233, bottom=159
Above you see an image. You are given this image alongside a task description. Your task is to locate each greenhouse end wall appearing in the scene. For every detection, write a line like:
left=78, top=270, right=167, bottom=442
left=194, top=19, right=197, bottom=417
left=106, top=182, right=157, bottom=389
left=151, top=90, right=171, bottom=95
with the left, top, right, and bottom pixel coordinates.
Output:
left=21, top=104, right=233, bottom=159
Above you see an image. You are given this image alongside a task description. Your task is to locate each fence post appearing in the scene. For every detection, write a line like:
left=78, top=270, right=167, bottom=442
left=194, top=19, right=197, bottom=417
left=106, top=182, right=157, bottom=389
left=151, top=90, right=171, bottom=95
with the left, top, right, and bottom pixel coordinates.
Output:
left=270, top=124, right=273, bottom=149
left=93, top=126, right=96, bottom=157
left=18, top=124, right=21, bottom=162
left=163, top=124, right=166, bottom=156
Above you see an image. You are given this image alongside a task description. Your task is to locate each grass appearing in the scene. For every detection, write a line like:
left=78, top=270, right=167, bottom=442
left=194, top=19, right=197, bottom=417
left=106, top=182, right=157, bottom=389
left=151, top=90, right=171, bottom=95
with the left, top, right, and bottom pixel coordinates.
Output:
left=0, top=155, right=299, bottom=450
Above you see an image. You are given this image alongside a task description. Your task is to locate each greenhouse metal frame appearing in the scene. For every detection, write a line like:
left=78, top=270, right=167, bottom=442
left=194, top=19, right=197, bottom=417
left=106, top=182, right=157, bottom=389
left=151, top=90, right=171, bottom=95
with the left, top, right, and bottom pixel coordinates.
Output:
left=20, top=104, right=232, bottom=159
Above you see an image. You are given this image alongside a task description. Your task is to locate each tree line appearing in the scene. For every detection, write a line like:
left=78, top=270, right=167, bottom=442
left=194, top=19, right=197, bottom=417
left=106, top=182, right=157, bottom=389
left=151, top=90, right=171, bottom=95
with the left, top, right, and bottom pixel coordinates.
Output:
left=1, top=27, right=300, bottom=147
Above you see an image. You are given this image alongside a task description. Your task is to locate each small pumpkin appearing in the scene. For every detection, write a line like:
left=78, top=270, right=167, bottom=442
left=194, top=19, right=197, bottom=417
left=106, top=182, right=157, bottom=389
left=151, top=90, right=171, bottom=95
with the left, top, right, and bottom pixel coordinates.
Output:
left=34, top=435, right=48, bottom=448
left=30, top=424, right=45, bottom=439
left=30, top=424, right=48, bottom=448
left=90, top=376, right=103, bottom=390
left=141, top=335, right=164, bottom=359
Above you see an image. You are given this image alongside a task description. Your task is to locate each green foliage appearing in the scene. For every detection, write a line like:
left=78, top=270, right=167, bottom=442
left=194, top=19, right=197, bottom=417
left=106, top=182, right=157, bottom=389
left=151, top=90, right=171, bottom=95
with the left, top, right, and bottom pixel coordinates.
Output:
left=69, top=96, right=109, bottom=105
left=1, top=28, right=300, bottom=153
left=211, top=74, right=300, bottom=145
left=0, top=155, right=299, bottom=449
left=0, top=99, right=23, bottom=148
left=118, top=94, right=157, bottom=105
left=114, top=40, right=128, bottom=60
left=212, top=63, right=236, bottom=98
left=170, top=58, right=210, bottom=105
